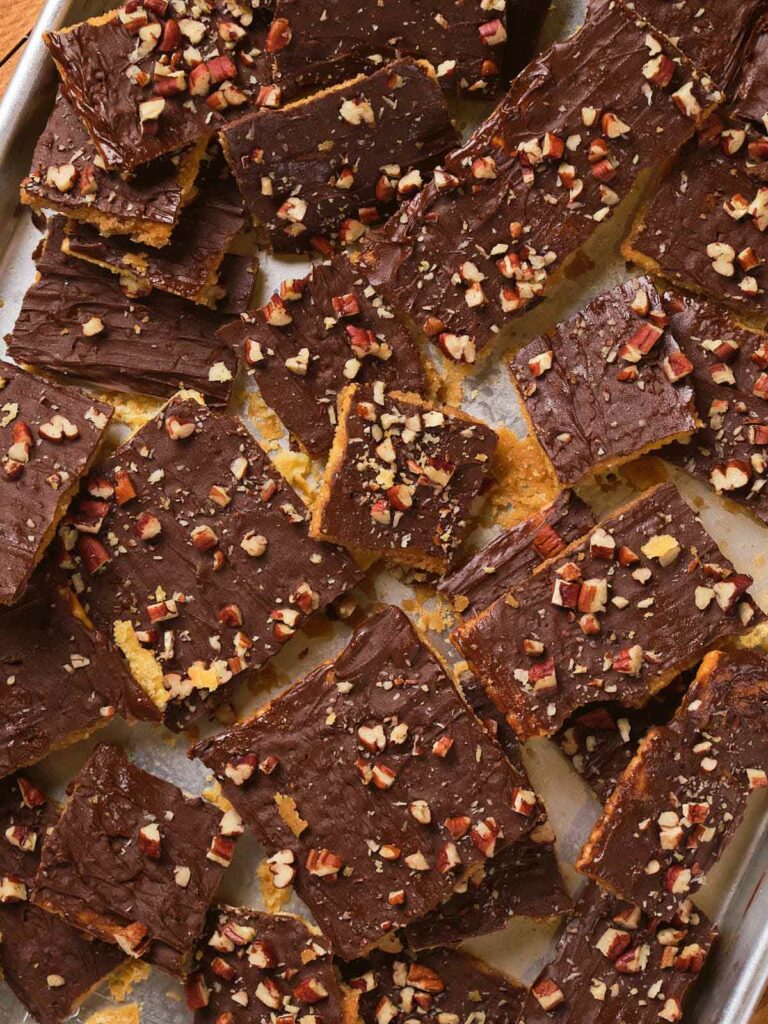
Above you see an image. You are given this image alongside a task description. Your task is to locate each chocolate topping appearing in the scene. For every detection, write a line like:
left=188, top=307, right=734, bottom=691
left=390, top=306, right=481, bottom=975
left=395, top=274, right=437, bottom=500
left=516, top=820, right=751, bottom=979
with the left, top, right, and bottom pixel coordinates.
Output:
left=453, top=482, right=762, bottom=739
left=34, top=743, right=236, bottom=975
left=345, top=947, right=526, bottom=1024
left=311, top=385, right=498, bottom=572
left=662, top=288, right=768, bottom=523
left=579, top=650, right=768, bottom=916
left=45, top=2, right=273, bottom=171
left=361, top=0, right=720, bottom=363
left=511, top=278, right=698, bottom=486
left=189, top=906, right=348, bottom=1023
left=0, top=359, right=112, bottom=606
left=65, top=395, right=362, bottom=730
left=0, top=565, right=158, bottom=780
left=735, top=13, right=768, bottom=127
left=439, top=490, right=595, bottom=617
left=194, top=605, right=538, bottom=960
left=222, top=58, right=457, bottom=253
left=219, top=254, right=427, bottom=455
left=269, top=0, right=511, bottom=99
left=21, top=89, right=200, bottom=247
left=7, top=219, right=239, bottom=406
left=519, top=881, right=715, bottom=1022
left=0, top=774, right=124, bottom=1024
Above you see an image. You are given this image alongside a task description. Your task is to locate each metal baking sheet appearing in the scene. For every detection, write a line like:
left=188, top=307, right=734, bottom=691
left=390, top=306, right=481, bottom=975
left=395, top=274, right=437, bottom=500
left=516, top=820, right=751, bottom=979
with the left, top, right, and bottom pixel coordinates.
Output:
left=0, top=2, right=767, bottom=1023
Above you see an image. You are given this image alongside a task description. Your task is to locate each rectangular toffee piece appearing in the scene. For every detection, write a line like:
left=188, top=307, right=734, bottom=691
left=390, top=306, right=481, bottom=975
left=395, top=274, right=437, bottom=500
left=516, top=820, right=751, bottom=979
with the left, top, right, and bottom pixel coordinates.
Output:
left=439, top=490, right=595, bottom=617
left=578, top=649, right=768, bottom=917
left=345, top=947, right=527, bottom=1024
left=510, top=278, right=700, bottom=487
left=267, top=0, right=512, bottom=99
left=218, top=253, right=429, bottom=456
left=452, top=482, right=762, bottom=739
left=518, top=881, right=716, bottom=1023
left=44, top=1, right=273, bottom=172
left=62, top=393, right=363, bottom=731
left=359, top=0, right=722, bottom=365
left=220, top=58, right=458, bottom=254
left=0, top=774, right=125, bottom=1024
left=0, top=565, right=159, bottom=780
left=310, top=385, right=498, bottom=573
left=20, top=89, right=207, bottom=248
left=0, top=360, right=113, bottom=607
left=622, top=115, right=768, bottom=316
left=7, top=219, right=239, bottom=406
left=661, top=288, right=768, bottom=524
left=33, top=743, right=240, bottom=975
left=193, top=605, right=540, bottom=960
left=186, top=905, right=355, bottom=1023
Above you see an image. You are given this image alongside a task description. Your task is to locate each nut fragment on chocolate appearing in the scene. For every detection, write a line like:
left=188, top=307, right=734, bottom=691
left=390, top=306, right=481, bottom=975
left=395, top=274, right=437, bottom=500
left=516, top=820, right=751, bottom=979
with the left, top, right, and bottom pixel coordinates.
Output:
left=517, top=881, right=716, bottom=1023
left=62, top=393, right=362, bottom=730
left=218, top=253, right=428, bottom=455
left=194, top=605, right=538, bottom=959
left=578, top=650, right=768, bottom=916
left=0, top=774, right=124, bottom=1024
left=453, top=482, right=762, bottom=739
left=360, top=0, right=722, bottom=363
left=439, top=490, right=595, bottom=617
left=661, top=288, right=768, bottom=524
left=34, top=743, right=235, bottom=975
left=7, top=219, right=239, bottom=405
left=311, top=385, right=498, bottom=572
left=0, top=359, right=112, bottom=606
left=188, top=905, right=353, bottom=1023
left=45, top=2, right=273, bottom=171
left=344, top=946, right=526, bottom=1024
left=220, top=58, right=457, bottom=254
left=20, top=89, right=206, bottom=248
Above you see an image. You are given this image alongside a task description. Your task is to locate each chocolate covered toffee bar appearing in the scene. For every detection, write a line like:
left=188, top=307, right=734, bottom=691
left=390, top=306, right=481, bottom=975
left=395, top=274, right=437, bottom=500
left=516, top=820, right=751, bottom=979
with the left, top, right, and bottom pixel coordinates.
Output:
left=0, top=360, right=112, bottom=606
left=311, top=385, right=498, bottom=572
left=518, top=882, right=715, bottom=1023
left=194, top=606, right=539, bottom=959
left=360, top=0, right=722, bottom=364
left=34, top=744, right=238, bottom=975
left=510, top=278, right=699, bottom=487
left=578, top=650, right=768, bottom=916
left=63, top=393, right=362, bottom=730
left=453, top=483, right=761, bottom=739
left=0, top=774, right=124, bottom=1024
left=218, top=254, right=428, bottom=455
left=221, top=58, right=458, bottom=254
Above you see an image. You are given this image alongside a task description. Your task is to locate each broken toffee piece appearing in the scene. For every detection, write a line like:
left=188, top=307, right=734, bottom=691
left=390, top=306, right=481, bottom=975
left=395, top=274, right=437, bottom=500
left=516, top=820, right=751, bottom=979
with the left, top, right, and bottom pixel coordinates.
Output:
left=20, top=89, right=205, bottom=248
left=220, top=58, right=458, bottom=254
left=346, top=947, right=526, bottom=1024
left=188, top=905, right=352, bottom=1023
left=360, top=0, right=721, bottom=364
left=0, top=774, right=124, bottom=1024
left=311, top=385, right=498, bottom=573
left=439, top=490, right=595, bottom=617
left=0, top=360, right=112, bottom=607
left=7, top=219, right=239, bottom=406
left=519, top=882, right=715, bottom=1023
left=661, top=289, right=768, bottom=524
left=45, top=1, right=272, bottom=172
left=268, top=0, right=511, bottom=99
left=65, top=394, right=362, bottom=731
left=453, top=482, right=761, bottom=740
left=735, top=13, right=768, bottom=130
left=510, top=278, right=699, bottom=487
left=578, top=650, right=768, bottom=917
left=0, top=565, right=158, bottom=780
left=34, top=743, right=237, bottom=976
left=218, top=254, right=428, bottom=455
left=194, top=605, right=538, bottom=960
